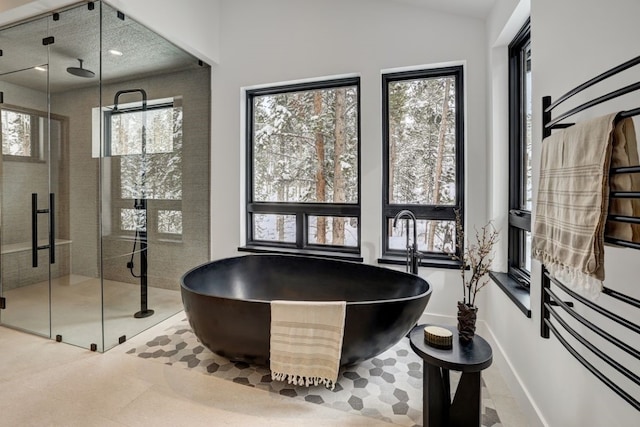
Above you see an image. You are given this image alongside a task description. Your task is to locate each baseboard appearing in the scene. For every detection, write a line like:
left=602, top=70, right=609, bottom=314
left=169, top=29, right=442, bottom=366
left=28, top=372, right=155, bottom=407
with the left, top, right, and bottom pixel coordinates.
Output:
left=479, top=321, right=548, bottom=427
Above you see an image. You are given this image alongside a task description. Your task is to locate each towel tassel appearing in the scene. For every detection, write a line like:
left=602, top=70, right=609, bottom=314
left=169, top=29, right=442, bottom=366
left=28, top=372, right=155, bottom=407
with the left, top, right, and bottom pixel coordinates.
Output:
left=271, top=371, right=336, bottom=390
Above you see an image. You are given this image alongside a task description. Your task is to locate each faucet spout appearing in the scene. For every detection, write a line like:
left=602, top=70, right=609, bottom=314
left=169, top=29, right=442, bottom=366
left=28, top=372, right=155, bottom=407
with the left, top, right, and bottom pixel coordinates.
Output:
left=392, top=209, right=420, bottom=274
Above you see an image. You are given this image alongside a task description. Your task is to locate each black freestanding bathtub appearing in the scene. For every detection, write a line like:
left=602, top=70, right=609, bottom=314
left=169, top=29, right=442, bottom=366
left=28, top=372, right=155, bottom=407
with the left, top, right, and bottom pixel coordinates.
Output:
left=180, top=254, right=432, bottom=366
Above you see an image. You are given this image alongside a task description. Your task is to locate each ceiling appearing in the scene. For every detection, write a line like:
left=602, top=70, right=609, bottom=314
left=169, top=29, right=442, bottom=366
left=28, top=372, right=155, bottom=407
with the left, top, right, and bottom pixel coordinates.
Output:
left=0, top=0, right=494, bottom=94
left=390, top=0, right=496, bottom=19
left=0, top=1, right=204, bottom=94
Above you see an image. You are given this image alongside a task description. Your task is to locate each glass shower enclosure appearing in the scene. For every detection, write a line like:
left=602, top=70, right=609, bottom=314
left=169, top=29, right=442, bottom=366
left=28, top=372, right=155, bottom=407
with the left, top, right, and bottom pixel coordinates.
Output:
left=0, top=1, right=210, bottom=351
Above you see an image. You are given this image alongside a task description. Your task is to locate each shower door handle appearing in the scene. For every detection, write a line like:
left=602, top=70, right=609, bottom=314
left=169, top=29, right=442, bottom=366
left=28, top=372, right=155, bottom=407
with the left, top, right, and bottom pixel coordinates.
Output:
left=31, top=193, right=56, bottom=268
left=31, top=193, right=37, bottom=267
left=49, top=193, right=55, bottom=265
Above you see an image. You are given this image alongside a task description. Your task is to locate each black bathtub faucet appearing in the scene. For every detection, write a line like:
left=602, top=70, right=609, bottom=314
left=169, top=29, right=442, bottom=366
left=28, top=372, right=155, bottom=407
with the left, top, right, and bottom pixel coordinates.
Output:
left=392, top=209, right=421, bottom=274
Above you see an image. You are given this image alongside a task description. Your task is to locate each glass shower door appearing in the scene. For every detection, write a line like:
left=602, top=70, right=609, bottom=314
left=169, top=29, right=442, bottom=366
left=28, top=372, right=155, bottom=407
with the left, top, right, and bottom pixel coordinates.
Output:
left=0, top=14, right=53, bottom=337
left=47, top=3, right=102, bottom=351
left=99, top=2, right=210, bottom=351
left=1, top=0, right=210, bottom=351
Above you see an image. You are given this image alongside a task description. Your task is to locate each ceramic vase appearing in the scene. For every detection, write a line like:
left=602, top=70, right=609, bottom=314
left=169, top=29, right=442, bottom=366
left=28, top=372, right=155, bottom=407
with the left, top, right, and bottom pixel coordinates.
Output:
left=457, top=301, right=478, bottom=342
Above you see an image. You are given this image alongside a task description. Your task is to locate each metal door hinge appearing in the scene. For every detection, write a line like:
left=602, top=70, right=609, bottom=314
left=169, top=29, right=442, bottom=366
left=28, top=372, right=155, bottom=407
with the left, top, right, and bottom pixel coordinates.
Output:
left=42, top=36, right=55, bottom=46
left=0, top=297, right=5, bottom=309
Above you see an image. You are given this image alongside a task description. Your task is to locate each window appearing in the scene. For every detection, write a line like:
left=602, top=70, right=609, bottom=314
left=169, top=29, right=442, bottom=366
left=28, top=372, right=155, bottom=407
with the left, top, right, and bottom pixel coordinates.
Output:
left=1, top=107, right=42, bottom=160
left=105, top=99, right=183, bottom=237
left=245, top=78, right=360, bottom=254
left=382, top=66, right=464, bottom=266
left=508, top=19, right=532, bottom=285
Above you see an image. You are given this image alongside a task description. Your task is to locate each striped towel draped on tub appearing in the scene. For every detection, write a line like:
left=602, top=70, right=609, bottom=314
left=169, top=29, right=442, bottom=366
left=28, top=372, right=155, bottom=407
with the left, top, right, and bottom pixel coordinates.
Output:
left=270, top=300, right=346, bottom=390
left=532, top=113, right=640, bottom=299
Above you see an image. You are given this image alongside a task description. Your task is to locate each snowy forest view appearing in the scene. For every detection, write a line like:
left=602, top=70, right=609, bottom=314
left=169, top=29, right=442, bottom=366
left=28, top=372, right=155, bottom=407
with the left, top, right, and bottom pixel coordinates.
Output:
left=110, top=105, right=184, bottom=235
left=2, top=109, right=34, bottom=157
left=250, top=73, right=460, bottom=254
left=251, top=84, right=359, bottom=247
left=387, top=75, right=457, bottom=254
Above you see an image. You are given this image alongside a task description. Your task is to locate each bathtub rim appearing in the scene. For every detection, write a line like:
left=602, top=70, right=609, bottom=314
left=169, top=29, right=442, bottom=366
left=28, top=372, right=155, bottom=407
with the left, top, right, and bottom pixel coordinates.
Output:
left=180, top=253, right=432, bottom=306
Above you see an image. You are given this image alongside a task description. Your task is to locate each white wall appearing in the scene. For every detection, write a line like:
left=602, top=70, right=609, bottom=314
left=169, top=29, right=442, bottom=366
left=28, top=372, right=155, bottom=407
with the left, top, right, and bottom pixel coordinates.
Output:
left=486, top=1, right=640, bottom=426
left=211, top=0, right=488, bottom=317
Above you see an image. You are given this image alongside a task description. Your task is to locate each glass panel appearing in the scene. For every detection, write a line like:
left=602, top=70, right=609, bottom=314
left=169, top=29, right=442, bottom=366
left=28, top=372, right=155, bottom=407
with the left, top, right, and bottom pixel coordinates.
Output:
left=253, top=214, right=296, bottom=242
left=308, top=216, right=358, bottom=247
left=523, top=230, right=532, bottom=272
left=1, top=110, right=33, bottom=156
left=158, top=210, right=182, bottom=234
left=388, top=76, right=457, bottom=205
left=252, top=85, right=359, bottom=204
left=118, top=106, right=183, bottom=200
left=0, top=0, right=210, bottom=352
left=48, top=3, right=103, bottom=350
left=121, top=208, right=146, bottom=231
left=388, top=219, right=456, bottom=253
left=523, top=46, right=533, bottom=211
left=100, top=2, right=210, bottom=351
left=110, top=107, right=177, bottom=155
left=0, top=14, right=52, bottom=338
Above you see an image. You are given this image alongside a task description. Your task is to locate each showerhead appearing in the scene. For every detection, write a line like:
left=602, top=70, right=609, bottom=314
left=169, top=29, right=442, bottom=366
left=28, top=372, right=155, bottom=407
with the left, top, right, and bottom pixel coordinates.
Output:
left=66, top=59, right=95, bottom=78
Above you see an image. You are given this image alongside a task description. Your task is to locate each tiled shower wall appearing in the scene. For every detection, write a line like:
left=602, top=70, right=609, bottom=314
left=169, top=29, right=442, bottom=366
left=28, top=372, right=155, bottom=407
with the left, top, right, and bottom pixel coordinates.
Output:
left=51, top=66, right=211, bottom=290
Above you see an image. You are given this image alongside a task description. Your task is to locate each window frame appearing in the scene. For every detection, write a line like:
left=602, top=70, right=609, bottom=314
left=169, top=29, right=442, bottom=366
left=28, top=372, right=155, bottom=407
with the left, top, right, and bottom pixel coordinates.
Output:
left=381, top=65, right=465, bottom=267
left=508, top=18, right=532, bottom=286
left=103, top=100, right=183, bottom=240
left=1, top=105, right=43, bottom=162
left=244, top=77, right=362, bottom=255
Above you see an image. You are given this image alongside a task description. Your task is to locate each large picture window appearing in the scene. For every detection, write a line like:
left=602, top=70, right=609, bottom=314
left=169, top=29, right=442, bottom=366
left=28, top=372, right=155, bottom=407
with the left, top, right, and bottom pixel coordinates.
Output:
left=245, top=78, right=361, bottom=254
left=508, top=19, right=532, bottom=285
left=382, top=66, right=464, bottom=266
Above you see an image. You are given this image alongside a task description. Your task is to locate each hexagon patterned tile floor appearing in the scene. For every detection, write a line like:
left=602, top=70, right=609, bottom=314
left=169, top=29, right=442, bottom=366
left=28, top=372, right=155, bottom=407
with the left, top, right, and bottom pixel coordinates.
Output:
left=126, top=318, right=502, bottom=427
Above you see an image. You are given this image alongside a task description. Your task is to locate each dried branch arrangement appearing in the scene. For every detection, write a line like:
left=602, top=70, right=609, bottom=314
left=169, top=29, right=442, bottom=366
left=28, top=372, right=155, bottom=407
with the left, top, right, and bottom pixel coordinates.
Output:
left=454, top=210, right=499, bottom=307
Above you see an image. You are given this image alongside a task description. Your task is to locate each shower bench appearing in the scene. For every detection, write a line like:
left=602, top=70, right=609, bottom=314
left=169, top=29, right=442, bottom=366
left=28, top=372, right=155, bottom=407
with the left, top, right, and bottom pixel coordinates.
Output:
left=1, top=239, right=71, bottom=290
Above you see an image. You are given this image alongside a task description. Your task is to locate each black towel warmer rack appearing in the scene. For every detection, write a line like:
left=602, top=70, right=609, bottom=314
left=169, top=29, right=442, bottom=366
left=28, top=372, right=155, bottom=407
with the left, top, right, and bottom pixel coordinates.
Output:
left=540, top=55, right=640, bottom=411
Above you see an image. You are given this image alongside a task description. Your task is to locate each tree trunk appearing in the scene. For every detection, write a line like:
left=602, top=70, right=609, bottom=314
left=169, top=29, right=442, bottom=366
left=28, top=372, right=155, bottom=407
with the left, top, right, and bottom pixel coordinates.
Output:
left=277, top=136, right=286, bottom=241
left=332, top=88, right=346, bottom=245
left=389, top=116, right=398, bottom=201
left=314, top=91, right=326, bottom=243
left=388, top=119, right=397, bottom=238
left=388, top=86, right=407, bottom=237
left=427, top=79, right=451, bottom=251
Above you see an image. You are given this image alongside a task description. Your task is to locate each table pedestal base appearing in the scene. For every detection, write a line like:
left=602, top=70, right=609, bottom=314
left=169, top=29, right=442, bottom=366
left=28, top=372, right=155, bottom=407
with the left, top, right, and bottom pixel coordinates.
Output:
left=423, top=363, right=482, bottom=427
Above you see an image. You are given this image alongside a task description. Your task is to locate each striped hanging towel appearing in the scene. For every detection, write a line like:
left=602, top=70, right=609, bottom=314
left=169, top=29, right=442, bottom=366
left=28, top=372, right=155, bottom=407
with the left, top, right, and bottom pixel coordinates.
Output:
left=532, top=113, right=638, bottom=299
left=606, top=117, right=640, bottom=243
left=270, top=300, right=346, bottom=390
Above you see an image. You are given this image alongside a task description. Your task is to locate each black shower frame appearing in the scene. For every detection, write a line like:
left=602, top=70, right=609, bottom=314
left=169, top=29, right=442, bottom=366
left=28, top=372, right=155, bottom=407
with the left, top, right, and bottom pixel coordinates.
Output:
left=540, top=55, right=640, bottom=411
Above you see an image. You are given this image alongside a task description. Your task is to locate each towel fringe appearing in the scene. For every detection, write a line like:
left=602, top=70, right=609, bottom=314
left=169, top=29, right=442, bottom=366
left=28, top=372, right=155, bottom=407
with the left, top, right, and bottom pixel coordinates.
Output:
left=535, top=250, right=603, bottom=300
left=271, top=371, right=336, bottom=390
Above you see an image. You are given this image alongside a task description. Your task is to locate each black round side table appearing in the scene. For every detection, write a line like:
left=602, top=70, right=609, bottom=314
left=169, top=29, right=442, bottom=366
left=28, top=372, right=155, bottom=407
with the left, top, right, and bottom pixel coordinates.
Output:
left=409, top=324, right=493, bottom=427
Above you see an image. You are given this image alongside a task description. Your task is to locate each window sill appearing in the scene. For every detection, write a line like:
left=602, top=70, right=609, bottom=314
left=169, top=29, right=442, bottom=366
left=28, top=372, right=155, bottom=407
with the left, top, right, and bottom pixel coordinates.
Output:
left=238, top=245, right=363, bottom=262
left=102, top=234, right=183, bottom=245
left=489, top=271, right=531, bottom=317
left=377, top=255, right=461, bottom=270
left=2, top=155, right=45, bottom=163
